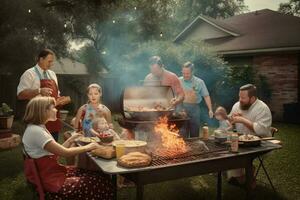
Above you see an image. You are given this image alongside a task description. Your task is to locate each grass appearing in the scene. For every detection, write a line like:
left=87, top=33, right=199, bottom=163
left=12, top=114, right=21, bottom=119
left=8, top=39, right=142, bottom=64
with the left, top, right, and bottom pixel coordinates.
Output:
left=0, top=120, right=299, bottom=200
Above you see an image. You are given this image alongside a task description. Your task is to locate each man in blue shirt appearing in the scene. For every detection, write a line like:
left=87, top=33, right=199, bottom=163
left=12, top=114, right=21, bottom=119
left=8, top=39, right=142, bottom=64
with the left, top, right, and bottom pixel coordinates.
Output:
left=179, top=61, right=214, bottom=137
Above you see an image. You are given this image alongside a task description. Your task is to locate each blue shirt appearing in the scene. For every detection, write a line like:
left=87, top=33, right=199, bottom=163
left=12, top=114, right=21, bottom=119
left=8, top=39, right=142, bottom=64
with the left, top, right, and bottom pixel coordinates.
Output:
left=179, top=76, right=209, bottom=104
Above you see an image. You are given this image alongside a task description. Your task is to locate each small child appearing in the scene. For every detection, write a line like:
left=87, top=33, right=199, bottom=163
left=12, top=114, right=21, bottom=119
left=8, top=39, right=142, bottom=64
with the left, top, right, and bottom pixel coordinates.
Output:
left=215, top=106, right=232, bottom=131
left=90, top=117, right=120, bottom=140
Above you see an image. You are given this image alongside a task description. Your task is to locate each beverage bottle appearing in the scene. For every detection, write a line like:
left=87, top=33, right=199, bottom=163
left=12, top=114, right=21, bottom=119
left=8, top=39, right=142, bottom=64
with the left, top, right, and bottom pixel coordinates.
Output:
left=202, top=123, right=209, bottom=140
left=230, top=132, right=239, bottom=152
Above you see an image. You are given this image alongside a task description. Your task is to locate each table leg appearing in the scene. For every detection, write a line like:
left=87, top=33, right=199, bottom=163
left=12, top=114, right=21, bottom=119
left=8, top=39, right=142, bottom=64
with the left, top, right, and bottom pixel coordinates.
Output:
left=245, top=160, right=254, bottom=200
left=136, top=183, right=144, bottom=200
left=217, top=171, right=222, bottom=200
left=112, top=175, right=117, bottom=200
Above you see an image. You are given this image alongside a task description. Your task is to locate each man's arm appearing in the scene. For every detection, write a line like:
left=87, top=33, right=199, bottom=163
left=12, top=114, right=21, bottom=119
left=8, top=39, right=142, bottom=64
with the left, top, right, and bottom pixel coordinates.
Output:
left=18, top=88, right=53, bottom=100
left=17, top=89, right=40, bottom=100
left=172, top=77, right=185, bottom=106
left=204, top=95, right=213, bottom=118
left=231, top=116, right=254, bottom=131
left=231, top=107, right=272, bottom=136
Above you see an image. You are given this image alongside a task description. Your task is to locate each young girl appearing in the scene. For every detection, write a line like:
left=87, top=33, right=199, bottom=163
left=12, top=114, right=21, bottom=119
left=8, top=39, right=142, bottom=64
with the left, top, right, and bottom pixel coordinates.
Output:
left=74, top=83, right=113, bottom=137
left=22, top=96, right=113, bottom=199
left=90, top=117, right=120, bottom=140
left=215, top=106, right=232, bottom=131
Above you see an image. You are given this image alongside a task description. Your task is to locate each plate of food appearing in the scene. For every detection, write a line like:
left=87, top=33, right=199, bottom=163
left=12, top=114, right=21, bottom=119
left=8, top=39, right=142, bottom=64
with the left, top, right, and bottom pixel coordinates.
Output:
left=117, top=151, right=152, bottom=168
left=76, top=136, right=100, bottom=144
left=238, top=134, right=261, bottom=147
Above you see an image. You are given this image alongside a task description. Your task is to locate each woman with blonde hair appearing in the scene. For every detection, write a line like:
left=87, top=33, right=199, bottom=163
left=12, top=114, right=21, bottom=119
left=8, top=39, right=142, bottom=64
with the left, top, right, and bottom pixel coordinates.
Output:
left=22, top=96, right=113, bottom=199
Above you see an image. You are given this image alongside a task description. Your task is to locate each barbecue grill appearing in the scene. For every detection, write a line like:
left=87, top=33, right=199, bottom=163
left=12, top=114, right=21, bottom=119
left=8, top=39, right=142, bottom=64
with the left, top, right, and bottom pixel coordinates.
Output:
left=119, top=86, right=189, bottom=137
left=121, top=86, right=175, bottom=120
left=149, top=139, right=228, bottom=165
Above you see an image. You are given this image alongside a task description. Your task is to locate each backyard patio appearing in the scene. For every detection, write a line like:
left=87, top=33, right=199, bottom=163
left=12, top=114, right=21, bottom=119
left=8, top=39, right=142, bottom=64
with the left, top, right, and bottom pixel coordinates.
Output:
left=1, top=1, right=300, bottom=200
left=0, top=120, right=299, bottom=200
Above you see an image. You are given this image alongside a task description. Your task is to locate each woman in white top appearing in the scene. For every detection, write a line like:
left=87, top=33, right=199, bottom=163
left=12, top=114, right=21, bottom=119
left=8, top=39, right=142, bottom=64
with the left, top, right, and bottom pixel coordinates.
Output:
left=22, top=96, right=113, bottom=199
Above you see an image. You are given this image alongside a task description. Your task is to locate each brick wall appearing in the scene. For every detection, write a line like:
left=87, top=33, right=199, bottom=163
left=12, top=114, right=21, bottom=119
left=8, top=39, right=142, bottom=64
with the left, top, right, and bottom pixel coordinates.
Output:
left=253, top=53, right=299, bottom=121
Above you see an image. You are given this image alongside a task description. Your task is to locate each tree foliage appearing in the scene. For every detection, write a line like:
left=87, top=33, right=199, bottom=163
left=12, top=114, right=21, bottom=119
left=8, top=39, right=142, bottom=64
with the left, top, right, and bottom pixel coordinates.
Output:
left=278, top=0, right=300, bottom=16
left=0, top=0, right=70, bottom=74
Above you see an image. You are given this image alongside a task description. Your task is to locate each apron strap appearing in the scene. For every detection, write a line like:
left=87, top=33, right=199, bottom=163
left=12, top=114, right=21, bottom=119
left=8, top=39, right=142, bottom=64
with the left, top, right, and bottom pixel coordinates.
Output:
left=34, top=66, right=52, bottom=80
left=34, top=66, right=43, bottom=80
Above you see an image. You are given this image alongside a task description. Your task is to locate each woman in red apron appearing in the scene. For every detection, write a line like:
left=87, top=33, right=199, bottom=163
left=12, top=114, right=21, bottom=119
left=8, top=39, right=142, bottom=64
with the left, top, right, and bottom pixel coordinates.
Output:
left=23, top=96, right=114, bottom=199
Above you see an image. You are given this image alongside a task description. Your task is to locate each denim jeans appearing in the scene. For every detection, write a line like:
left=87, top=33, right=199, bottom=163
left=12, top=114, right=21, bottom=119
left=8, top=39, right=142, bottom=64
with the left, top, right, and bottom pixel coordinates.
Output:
left=181, top=103, right=200, bottom=138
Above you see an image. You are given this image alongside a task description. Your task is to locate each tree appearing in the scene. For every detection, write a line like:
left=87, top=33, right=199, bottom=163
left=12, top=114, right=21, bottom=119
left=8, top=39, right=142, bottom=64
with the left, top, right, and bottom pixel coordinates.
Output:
left=171, top=0, right=247, bottom=35
left=278, top=0, right=300, bottom=17
left=0, top=0, right=71, bottom=74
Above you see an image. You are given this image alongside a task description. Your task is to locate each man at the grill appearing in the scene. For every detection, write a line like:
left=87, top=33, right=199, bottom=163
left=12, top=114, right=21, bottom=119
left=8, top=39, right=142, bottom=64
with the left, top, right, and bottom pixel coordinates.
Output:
left=179, top=61, right=213, bottom=137
left=227, top=84, right=272, bottom=185
left=144, top=56, right=185, bottom=107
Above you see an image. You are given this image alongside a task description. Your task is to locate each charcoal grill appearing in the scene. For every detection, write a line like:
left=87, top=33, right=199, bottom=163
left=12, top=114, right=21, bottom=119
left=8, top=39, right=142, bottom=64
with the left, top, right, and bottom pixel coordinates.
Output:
left=150, top=139, right=228, bottom=163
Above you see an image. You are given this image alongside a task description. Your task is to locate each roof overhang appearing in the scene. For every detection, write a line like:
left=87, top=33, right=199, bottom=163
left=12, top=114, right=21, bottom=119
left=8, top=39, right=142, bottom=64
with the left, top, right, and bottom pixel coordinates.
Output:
left=174, top=15, right=240, bottom=42
left=218, top=46, right=300, bottom=56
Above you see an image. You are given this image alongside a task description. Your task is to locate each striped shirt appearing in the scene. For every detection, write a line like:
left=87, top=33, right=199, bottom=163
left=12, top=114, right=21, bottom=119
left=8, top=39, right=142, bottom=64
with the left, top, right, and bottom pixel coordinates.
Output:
left=230, top=99, right=272, bottom=137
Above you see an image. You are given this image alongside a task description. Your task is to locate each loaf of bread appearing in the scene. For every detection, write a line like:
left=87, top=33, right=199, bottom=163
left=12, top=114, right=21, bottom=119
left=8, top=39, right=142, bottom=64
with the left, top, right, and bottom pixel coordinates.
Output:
left=91, top=145, right=116, bottom=159
left=118, top=152, right=151, bottom=168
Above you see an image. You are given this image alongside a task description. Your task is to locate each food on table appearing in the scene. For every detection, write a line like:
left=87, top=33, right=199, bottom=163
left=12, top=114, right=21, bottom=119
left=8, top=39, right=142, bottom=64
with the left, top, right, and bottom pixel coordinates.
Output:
left=239, top=134, right=260, bottom=141
left=112, top=140, right=147, bottom=148
left=97, top=131, right=114, bottom=143
left=118, top=152, right=152, bottom=168
left=90, top=145, right=116, bottom=159
left=124, top=102, right=170, bottom=112
left=77, top=136, right=100, bottom=143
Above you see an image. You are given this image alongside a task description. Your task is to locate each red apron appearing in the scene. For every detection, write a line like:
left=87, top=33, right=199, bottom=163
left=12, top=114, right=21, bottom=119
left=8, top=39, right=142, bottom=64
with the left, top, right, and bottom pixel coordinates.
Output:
left=40, top=78, right=61, bottom=132
left=34, top=66, right=61, bottom=133
left=24, top=155, right=67, bottom=193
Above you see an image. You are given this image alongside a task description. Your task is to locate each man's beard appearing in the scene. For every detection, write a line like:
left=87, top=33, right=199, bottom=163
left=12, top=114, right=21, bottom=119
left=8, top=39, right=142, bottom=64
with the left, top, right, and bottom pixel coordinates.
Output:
left=240, top=101, right=252, bottom=110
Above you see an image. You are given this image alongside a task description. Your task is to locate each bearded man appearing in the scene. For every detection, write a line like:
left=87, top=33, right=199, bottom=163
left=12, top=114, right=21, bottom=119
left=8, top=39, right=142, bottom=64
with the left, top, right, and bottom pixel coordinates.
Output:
left=230, top=84, right=272, bottom=137
left=227, top=84, right=272, bottom=186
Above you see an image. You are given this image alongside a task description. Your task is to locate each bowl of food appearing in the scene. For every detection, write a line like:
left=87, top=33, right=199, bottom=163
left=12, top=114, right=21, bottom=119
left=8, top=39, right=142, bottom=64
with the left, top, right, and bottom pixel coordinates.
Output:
left=214, top=129, right=228, bottom=143
left=112, top=140, right=147, bottom=154
left=98, top=132, right=114, bottom=143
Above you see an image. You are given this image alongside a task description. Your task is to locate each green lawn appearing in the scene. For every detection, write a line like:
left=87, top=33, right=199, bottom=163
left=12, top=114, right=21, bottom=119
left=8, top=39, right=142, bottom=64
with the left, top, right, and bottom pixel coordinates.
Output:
left=0, top=121, right=299, bottom=200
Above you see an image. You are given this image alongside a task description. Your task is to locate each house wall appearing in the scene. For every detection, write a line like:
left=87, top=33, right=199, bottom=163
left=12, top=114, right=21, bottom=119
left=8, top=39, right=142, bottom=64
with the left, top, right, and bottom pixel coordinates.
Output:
left=253, top=53, right=299, bottom=121
left=184, top=21, right=231, bottom=41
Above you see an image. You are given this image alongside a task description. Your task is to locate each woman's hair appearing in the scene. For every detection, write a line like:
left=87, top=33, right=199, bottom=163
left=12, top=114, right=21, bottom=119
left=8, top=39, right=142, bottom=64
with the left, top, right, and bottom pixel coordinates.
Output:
left=215, top=106, right=229, bottom=120
left=23, top=96, right=56, bottom=124
left=86, top=83, right=102, bottom=94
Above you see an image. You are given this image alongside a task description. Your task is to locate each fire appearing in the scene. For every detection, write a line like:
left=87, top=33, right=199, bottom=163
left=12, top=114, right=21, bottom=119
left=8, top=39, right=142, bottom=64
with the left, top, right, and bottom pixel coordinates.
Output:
left=154, top=116, right=188, bottom=155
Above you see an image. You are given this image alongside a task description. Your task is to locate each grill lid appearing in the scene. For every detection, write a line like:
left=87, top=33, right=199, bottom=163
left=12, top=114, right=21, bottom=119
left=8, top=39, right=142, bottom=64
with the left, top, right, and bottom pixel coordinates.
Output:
left=121, top=86, right=175, bottom=120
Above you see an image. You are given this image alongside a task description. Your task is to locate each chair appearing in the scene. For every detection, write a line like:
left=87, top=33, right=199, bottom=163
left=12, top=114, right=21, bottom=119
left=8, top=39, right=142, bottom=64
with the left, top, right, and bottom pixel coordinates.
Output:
left=254, top=127, right=279, bottom=191
left=22, top=148, right=46, bottom=200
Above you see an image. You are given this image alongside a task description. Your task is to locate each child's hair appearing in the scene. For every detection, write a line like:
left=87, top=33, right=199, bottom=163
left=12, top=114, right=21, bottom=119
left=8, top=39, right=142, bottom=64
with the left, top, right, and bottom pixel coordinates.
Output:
left=86, top=83, right=102, bottom=94
left=92, top=117, right=107, bottom=130
left=215, top=106, right=229, bottom=120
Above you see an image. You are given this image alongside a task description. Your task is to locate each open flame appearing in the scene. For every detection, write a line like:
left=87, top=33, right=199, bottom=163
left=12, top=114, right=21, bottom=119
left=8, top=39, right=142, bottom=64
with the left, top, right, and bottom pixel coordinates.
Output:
left=154, top=116, right=188, bottom=155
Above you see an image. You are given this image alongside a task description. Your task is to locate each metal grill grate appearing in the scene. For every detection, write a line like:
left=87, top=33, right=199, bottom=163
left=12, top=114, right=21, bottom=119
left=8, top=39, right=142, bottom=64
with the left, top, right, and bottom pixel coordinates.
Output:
left=150, top=140, right=229, bottom=166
